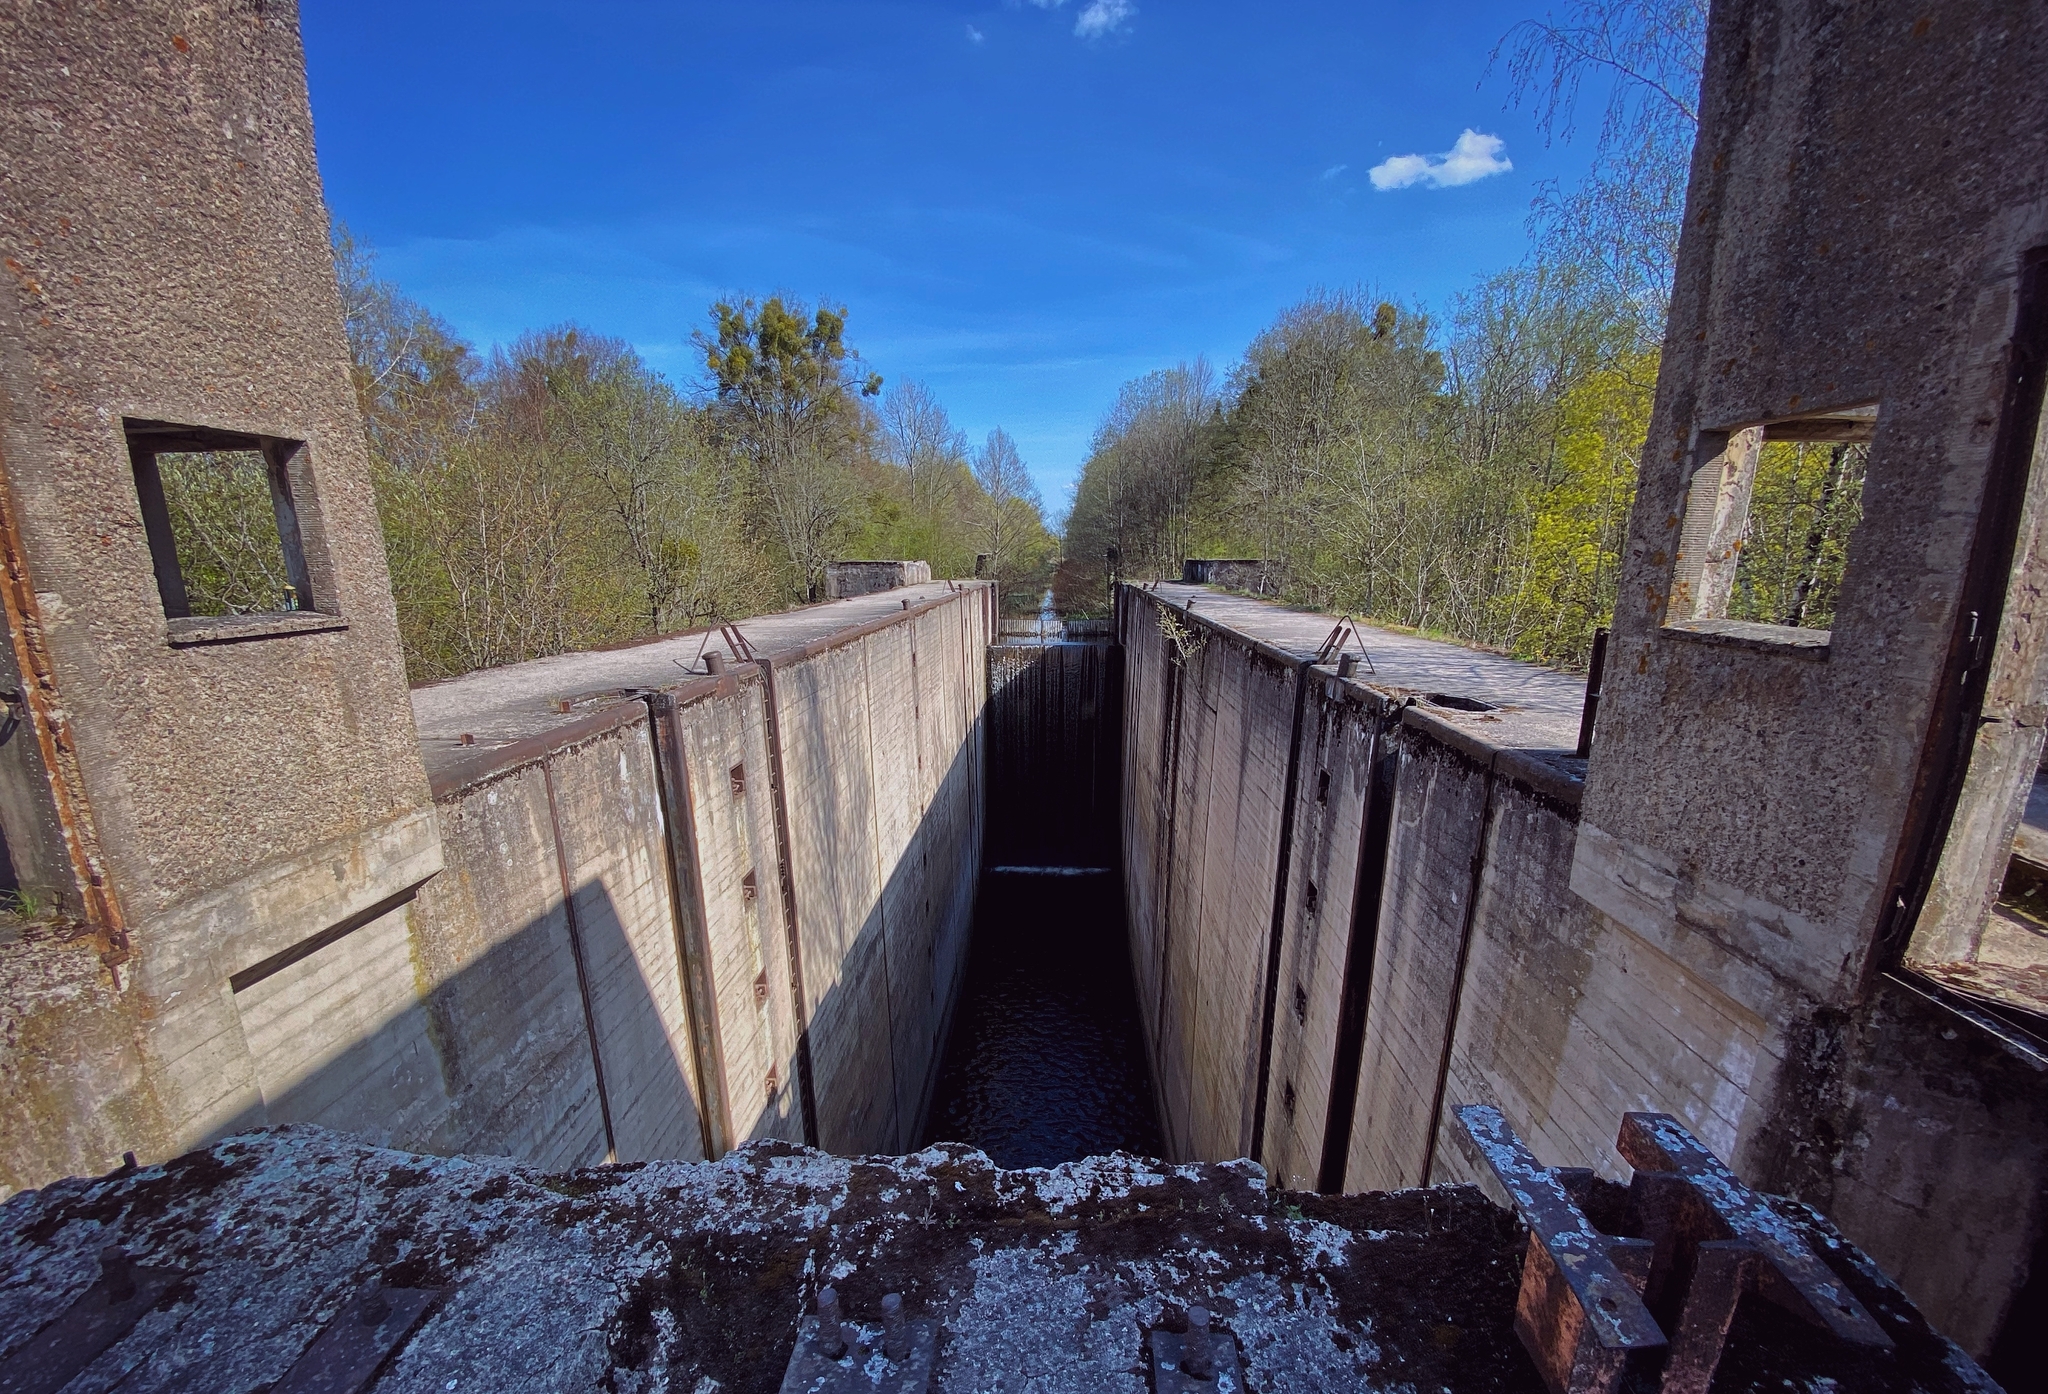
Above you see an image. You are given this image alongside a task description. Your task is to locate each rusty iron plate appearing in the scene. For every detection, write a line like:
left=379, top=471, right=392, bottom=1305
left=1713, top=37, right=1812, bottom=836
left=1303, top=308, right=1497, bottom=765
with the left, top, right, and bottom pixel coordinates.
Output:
left=1148, top=1308, right=1244, bottom=1394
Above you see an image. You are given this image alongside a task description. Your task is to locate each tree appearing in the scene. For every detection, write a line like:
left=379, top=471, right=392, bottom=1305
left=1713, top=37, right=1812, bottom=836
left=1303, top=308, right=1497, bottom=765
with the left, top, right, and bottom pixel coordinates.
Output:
left=879, top=380, right=970, bottom=516
left=1500, top=0, right=1707, bottom=344
left=971, top=428, right=1046, bottom=603
left=699, top=297, right=883, bottom=601
left=1057, top=361, right=1218, bottom=609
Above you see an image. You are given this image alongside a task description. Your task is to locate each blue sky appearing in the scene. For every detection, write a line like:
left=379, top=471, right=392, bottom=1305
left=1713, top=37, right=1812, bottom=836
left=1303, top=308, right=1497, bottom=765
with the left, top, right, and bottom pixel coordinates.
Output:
left=302, top=1, right=1600, bottom=512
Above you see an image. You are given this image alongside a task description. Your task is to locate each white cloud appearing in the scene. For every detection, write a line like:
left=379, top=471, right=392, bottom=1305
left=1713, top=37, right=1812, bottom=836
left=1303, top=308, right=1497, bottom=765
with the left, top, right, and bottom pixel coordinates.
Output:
left=1321, top=163, right=1348, bottom=181
left=1016, top=0, right=1135, bottom=38
left=966, top=23, right=985, bottom=42
left=1074, top=0, right=1135, bottom=37
left=1368, top=130, right=1512, bottom=191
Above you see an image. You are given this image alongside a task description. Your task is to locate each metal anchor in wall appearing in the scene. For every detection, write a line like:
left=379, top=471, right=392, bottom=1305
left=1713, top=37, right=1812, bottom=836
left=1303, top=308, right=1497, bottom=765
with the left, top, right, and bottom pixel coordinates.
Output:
left=1148, top=1304, right=1245, bottom=1393
left=779, top=1284, right=937, bottom=1393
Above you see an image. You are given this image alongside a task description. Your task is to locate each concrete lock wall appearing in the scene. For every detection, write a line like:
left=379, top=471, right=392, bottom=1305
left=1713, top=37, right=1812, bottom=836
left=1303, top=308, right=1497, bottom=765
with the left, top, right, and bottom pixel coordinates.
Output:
left=985, top=641, right=1122, bottom=868
left=1117, top=583, right=2048, bottom=1358
left=0, top=586, right=989, bottom=1190
left=391, top=588, right=989, bottom=1167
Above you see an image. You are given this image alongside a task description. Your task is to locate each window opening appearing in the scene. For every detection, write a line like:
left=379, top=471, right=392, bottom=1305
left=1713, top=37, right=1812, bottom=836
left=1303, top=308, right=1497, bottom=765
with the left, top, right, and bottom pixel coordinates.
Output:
left=126, top=420, right=314, bottom=619
left=1667, top=404, right=1876, bottom=639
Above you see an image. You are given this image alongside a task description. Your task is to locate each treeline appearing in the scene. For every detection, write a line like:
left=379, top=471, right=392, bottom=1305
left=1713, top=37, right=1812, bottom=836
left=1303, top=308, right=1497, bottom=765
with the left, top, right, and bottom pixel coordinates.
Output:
left=336, top=234, right=1056, bottom=683
left=1056, top=0, right=1871, bottom=672
left=1057, top=276, right=1654, bottom=668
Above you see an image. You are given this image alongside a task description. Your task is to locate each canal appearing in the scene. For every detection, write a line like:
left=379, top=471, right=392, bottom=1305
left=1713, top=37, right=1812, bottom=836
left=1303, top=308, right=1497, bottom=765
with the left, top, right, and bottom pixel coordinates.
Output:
left=919, top=635, right=1164, bottom=1167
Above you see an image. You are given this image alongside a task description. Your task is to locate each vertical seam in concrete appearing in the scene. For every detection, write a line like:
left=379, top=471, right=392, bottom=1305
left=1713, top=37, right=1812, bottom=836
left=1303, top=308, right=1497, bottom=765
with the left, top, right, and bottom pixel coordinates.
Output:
left=1153, top=638, right=1188, bottom=1157
left=1249, top=657, right=1315, bottom=1165
left=757, top=657, right=821, bottom=1148
left=1419, top=762, right=1498, bottom=1186
left=541, top=757, right=618, bottom=1165
left=644, top=693, right=732, bottom=1158
left=1316, top=711, right=1397, bottom=1194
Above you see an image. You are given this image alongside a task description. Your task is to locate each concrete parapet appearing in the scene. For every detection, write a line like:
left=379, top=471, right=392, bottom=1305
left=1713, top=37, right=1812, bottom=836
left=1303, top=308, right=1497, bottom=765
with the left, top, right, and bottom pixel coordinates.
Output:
left=1115, top=580, right=2048, bottom=1360
left=825, top=560, right=933, bottom=599
left=0, top=1124, right=1993, bottom=1392
left=400, top=584, right=993, bottom=1164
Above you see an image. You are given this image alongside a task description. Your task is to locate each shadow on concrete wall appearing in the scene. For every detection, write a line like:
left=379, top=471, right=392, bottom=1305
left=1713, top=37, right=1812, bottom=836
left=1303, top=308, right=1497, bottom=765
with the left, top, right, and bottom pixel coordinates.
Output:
left=985, top=643, right=1120, bottom=869
left=224, top=679, right=990, bottom=1170
left=731, top=670, right=986, bottom=1157
left=231, top=878, right=701, bottom=1171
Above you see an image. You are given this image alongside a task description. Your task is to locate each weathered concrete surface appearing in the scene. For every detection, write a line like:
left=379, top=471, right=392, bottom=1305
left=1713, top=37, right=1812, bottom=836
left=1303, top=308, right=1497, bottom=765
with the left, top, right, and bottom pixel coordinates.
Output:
left=394, top=584, right=992, bottom=1172
left=0, top=0, right=441, bottom=1189
left=1572, top=0, right=2048, bottom=1359
left=1120, top=581, right=2048, bottom=1362
left=0, top=1126, right=1990, bottom=1393
left=824, top=560, right=933, bottom=599
left=3, top=583, right=992, bottom=1195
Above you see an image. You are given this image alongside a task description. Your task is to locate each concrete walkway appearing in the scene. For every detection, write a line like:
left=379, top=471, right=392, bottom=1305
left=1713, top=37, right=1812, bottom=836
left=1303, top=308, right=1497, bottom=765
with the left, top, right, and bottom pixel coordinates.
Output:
left=1139, top=581, right=1590, bottom=749
left=411, top=581, right=985, bottom=751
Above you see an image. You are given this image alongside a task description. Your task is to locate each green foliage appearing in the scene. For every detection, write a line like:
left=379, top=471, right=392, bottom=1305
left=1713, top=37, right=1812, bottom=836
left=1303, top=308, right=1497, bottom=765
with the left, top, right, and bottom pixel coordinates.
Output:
left=1500, top=355, right=1655, bottom=666
left=158, top=450, right=297, bottom=616
left=1729, top=442, right=1867, bottom=630
left=335, top=229, right=1052, bottom=681
left=1061, top=275, right=1656, bottom=668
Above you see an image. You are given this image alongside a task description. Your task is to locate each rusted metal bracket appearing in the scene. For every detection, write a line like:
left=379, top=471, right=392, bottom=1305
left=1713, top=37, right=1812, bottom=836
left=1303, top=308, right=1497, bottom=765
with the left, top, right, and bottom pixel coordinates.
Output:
left=273, top=1276, right=442, bottom=1394
left=779, top=1285, right=936, bottom=1393
left=721, top=621, right=758, bottom=664
left=1458, top=1106, right=1895, bottom=1394
left=0, top=1247, right=178, bottom=1394
left=1148, top=1304, right=1245, bottom=1393
left=1456, top=1106, right=1664, bottom=1394
left=1314, top=616, right=1375, bottom=674
left=1616, top=1112, right=1890, bottom=1394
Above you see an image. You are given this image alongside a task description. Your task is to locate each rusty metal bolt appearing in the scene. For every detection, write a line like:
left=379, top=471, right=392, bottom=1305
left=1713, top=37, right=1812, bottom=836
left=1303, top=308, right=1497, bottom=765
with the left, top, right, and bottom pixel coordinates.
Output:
left=100, top=1245, right=136, bottom=1303
left=816, top=1285, right=848, bottom=1359
left=881, top=1291, right=908, bottom=1360
left=705, top=652, right=727, bottom=675
left=360, top=1275, right=392, bottom=1327
left=1181, top=1307, right=1214, bottom=1379
left=1337, top=653, right=1358, bottom=679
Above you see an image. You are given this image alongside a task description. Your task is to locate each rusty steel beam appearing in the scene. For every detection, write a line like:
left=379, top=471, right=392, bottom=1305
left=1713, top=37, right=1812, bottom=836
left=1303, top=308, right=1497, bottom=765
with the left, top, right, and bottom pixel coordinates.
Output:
left=1456, top=1105, right=1664, bottom=1394
left=0, top=438, right=126, bottom=968
left=1615, top=1111, right=1890, bottom=1394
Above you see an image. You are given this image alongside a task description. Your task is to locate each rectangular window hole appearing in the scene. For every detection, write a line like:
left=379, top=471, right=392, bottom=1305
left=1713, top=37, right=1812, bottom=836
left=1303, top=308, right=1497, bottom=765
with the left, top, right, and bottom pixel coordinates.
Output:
left=125, top=419, right=319, bottom=625
left=1666, top=404, right=1876, bottom=645
left=729, top=762, right=746, bottom=797
left=741, top=869, right=759, bottom=904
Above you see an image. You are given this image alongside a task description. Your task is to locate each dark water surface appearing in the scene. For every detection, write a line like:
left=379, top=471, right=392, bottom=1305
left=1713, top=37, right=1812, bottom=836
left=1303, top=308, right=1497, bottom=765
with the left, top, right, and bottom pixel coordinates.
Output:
left=921, top=870, right=1163, bottom=1168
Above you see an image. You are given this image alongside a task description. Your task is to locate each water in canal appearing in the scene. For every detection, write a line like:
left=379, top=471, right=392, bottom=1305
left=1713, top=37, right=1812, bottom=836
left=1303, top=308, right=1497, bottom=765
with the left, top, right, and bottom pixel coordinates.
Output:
left=919, top=636, right=1164, bottom=1167
left=921, top=868, right=1162, bottom=1167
